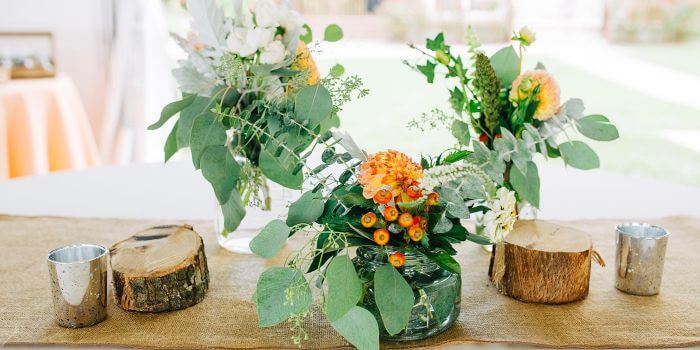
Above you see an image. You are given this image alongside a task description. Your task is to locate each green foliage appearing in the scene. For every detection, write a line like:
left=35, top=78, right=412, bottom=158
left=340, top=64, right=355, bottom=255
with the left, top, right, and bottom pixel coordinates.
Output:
left=330, top=306, right=379, bottom=350
left=374, top=265, right=414, bottom=336
left=325, top=255, right=362, bottom=322
left=324, top=24, right=343, bottom=42
left=259, top=147, right=304, bottom=189
left=451, top=119, right=470, bottom=146
left=300, top=24, right=313, bottom=44
left=255, top=267, right=312, bottom=327
left=163, top=121, right=180, bottom=162
left=330, top=64, right=345, bottom=78
left=221, top=189, right=246, bottom=232
left=176, top=95, right=216, bottom=148
left=294, top=84, right=333, bottom=128
left=250, top=220, right=290, bottom=259
left=149, top=94, right=195, bottom=130
left=559, top=141, right=600, bottom=170
left=200, top=145, right=240, bottom=204
left=489, top=46, right=519, bottom=88
left=509, top=161, right=540, bottom=208
left=286, top=190, right=325, bottom=226
left=576, top=114, right=619, bottom=141
left=473, top=52, right=502, bottom=134
left=417, top=61, right=437, bottom=83
left=425, top=251, right=460, bottom=274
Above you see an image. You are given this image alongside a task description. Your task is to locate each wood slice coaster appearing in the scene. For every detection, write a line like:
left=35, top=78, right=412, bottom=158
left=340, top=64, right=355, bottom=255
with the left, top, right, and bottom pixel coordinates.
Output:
left=489, top=220, right=605, bottom=304
left=110, top=225, right=209, bottom=312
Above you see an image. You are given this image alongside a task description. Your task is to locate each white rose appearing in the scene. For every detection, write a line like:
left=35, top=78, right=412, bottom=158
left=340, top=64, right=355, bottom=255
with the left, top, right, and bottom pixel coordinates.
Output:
left=263, top=76, right=284, bottom=100
left=254, top=0, right=279, bottom=28
left=259, top=40, right=286, bottom=64
left=246, top=27, right=275, bottom=50
left=226, top=27, right=256, bottom=57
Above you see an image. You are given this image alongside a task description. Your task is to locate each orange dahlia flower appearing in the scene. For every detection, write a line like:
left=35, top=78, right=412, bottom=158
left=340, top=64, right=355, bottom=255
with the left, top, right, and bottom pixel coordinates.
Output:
left=358, top=150, right=423, bottom=201
left=291, top=41, right=319, bottom=85
left=509, top=69, right=561, bottom=121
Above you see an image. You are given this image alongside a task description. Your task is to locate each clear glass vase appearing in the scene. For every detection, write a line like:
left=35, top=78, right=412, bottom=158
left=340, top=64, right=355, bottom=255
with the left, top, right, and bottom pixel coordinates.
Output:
left=214, top=178, right=291, bottom=254
left=353, top=246, right=461, bottom=341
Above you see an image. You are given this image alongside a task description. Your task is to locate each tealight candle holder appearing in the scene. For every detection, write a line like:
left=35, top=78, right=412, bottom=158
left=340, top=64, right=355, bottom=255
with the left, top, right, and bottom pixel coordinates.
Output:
left=615, top=223, right=669, bottom=296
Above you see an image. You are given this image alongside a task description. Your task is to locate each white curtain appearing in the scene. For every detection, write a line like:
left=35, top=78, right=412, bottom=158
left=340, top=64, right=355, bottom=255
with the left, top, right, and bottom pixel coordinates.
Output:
left=100, top=0, right=176, bottom=164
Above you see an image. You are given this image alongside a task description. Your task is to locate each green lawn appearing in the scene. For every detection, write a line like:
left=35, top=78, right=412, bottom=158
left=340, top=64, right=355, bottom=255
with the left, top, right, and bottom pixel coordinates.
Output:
left=618, top=39, right=700, bottom=77
left=317, top=54, right=700, bottom=187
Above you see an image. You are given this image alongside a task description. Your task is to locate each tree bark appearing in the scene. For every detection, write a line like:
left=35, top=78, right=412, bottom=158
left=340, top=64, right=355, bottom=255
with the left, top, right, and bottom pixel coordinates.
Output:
left=110, top=225, right=209, bottom=312
left=490, top=220, right=603, bottom=304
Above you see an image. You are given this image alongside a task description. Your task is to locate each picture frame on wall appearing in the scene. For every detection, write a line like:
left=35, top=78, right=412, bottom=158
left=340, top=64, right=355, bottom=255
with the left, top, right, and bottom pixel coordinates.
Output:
left=0, top=32, right=56, bottom=79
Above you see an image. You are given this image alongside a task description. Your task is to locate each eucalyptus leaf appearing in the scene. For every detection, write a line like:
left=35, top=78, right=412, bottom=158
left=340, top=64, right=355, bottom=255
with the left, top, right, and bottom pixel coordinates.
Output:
left=221, top=189, right=246, bottom=232
left=200, top=145, right=240, bottom=204
left=489, top=46, right=519, bottom=88
left=330, top=306, right=379, bottom=350
left=451, top=119, right=470, bottom=146
left=326, top=255, right=362, bottom=322
left=190, top=109, right=227, bottom=169
left=259, top=146, right=304, bottom=189
left=149, top=94, right=196, bottom=130
left=294, top=84, right=333, bottom=128
left=300, top=24, right=313, bottom=44
left=374, top=264, right=415, bottom=336
left=176, top=95, right=216, bottom=149
left=255, top=267, right=312, bottom=327
left=330, top=64, right=345, bottom=77
left=250, top=220, right=290, bottom=259
left=324, top=24, right=343, bottom=42
left=286, top=190, right=325, bottom=226
left=576, top=114, right=619, bottom=141
left=430, top=278, right=458, bottom=320
left=509, top=161, right=540, bottom=208
left=164, top=120, right=180, bottom=162
left=559, top=141, right=600, bottom=170
left=434, top=213, right=453, bottom=233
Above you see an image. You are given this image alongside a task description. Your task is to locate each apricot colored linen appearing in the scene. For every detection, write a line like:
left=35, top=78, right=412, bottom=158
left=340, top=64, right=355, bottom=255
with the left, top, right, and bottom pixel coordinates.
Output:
left=0, top=75, right=99, bottom=180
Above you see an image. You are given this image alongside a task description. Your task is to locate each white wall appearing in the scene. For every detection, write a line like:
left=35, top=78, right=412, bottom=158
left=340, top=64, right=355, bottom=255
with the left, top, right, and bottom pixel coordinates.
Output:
left=0, top=0, right=113, bottom=134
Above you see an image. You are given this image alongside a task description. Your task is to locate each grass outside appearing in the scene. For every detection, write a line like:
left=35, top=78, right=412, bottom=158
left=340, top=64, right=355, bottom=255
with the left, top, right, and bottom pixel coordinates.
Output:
left=317, top=53, right=700, bottom=188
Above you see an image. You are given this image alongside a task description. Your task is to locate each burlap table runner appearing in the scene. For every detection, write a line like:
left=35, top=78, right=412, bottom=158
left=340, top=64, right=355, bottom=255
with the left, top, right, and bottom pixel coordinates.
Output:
left=0, top=215, right=698, bottom=349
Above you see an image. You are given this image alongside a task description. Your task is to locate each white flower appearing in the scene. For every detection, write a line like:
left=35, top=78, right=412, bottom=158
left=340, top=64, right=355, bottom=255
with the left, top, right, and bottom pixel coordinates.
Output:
left=477, top=187, right=517, bottom=243
left=226, top=27, right=275, bottom=58
left=254, top=0, right=279, bottom=28
left=263, top=76, right=284, bottom=100
left=259, top=40, right=287, bottom=64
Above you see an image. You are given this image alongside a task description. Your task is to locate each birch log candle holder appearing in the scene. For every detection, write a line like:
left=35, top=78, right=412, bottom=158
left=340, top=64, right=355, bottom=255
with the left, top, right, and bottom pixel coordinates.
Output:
left=489, top=220, right=605, bottom=304
left=109, top=225, right=209, bottom=312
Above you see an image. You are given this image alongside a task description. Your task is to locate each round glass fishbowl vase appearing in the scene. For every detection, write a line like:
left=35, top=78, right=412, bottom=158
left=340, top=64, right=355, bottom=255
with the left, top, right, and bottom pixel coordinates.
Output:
left=353, top=246, right=461, bottom=341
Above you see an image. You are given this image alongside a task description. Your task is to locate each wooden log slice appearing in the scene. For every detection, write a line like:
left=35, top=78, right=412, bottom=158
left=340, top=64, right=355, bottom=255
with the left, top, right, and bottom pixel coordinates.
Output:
left=489, top=220, right=604, bottom=304
left=110, top=225, right=209, bottom=312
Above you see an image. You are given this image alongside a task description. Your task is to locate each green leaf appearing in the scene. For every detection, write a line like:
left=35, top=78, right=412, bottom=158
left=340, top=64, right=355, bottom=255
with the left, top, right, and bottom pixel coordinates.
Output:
left=221, top=189, right=246, bottom=232
left=189, top=107, right=227, bottom=169
left=559, top=141, right=600, bottom=170
left=326, top=255, right=362, bottom=322
left=324, top=24, right=343, bottom=42
left=489, top=46, right=519, bottom=88
left=464, top=232, right=492, bottom=245
left=270, top=68, right=300, bottom=77
left=286, top=190, right=325, bottom=226
left=425, top=251, right=461, bottom=274
left=300, top=23, right=313, bottom=43
left=330, top=63, right=345, bottom=77
left=176, top=96, right=215, bottom=148
left=576, top=114, right=619, bottom=141
left=426, top=33, right=445, bottom=51
left=294, top=84, right=333, bottom=128
left=259, top=146, right=304, bottom=189
left=200, top=145, right=240, bottom=204
left=149, top=94, right=196, bottom=130
left=250, top=220, right=290, bottom=259
left=374, top=264, right=414, bottom=336
left=451, top=119, right=470, bottom=146
left=509, top=161, right=540, bottom=208
left=417, top=61, right=436, bottom=83
left=164, top=120, right=180, bottom=162
left=255, top=267, right=312, bottom=327
left=330, top=306, right=379, bottom=350
left=430, top=278, right=458, bottom=321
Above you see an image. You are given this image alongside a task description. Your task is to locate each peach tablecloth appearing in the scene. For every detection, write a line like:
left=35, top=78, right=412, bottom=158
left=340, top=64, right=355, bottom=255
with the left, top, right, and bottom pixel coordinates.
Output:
left=0, top=75, right=99, bottom=180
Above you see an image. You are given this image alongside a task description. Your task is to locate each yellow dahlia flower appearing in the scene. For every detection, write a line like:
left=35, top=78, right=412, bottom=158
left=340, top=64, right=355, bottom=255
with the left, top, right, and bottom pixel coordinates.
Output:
left=509, top=70, right=561, bottom=121
left=358, top=150, right=423, bottom=200
left=291, top=41, right=319, bottom=85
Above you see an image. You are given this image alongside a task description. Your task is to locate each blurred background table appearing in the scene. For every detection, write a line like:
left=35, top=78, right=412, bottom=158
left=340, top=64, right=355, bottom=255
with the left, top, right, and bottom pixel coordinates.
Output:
left=0, top=74, right=99, bottom=180
left=0, top=160, right=697, bottom=221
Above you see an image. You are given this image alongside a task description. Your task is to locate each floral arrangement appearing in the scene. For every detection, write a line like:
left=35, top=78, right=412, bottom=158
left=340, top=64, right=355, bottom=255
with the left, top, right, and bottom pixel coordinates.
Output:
left=149, top=0, right=367, bottom=235
left=249, top=148, right=494, bottom=349
left=408, top=27, right=619, bottom=242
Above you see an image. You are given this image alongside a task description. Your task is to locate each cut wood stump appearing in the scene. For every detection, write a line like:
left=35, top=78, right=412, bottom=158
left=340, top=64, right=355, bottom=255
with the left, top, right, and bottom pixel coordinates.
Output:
left=110, top=225, right=209, bottom=312
left=489, top=220, right=604, bottom=304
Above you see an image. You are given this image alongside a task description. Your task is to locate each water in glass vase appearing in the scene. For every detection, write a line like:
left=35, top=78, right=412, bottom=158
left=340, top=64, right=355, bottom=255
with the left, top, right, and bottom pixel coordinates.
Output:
left=353, top=246, right=461, bottom=341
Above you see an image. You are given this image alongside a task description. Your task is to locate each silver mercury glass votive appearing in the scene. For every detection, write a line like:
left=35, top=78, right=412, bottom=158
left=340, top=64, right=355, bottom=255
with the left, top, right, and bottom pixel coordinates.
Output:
left=47, top=244, right=108, bottom=327
left=615, top=223, right=669, bottom=296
